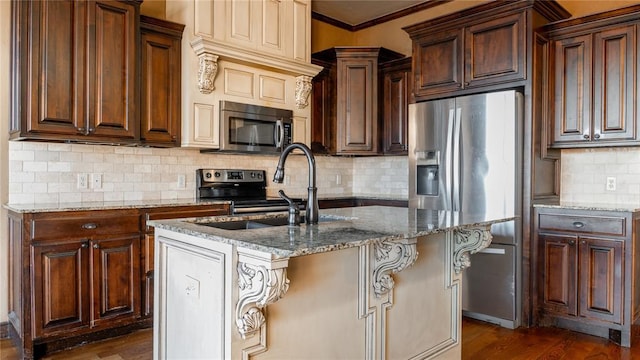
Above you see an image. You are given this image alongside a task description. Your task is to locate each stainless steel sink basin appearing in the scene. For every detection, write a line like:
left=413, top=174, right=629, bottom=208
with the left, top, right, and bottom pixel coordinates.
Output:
left=198, top=215, right=349, bottom=231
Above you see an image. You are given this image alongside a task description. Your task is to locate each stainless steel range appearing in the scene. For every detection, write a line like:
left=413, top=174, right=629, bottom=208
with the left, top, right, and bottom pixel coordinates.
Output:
left=196, top=169, right=304, bottom=214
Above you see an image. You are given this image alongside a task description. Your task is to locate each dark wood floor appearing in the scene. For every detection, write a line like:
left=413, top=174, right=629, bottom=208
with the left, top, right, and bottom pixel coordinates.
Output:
left=2, top=318, right=640, bottom=359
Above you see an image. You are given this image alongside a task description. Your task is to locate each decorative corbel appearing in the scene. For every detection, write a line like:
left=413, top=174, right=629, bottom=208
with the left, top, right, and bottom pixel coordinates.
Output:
left=452, top=226, right=492, bottom=273
left=197, top=52, right=219, bottom=94
left=235, top=255, right=289, bottom=339
left=295, top=75, right=313, bottom=109
left=372, top=238, right=418, bottom=297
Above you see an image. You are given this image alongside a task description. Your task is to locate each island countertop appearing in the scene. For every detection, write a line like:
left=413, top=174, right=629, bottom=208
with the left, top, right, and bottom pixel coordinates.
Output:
left=149, top=205, right=515, bottom=258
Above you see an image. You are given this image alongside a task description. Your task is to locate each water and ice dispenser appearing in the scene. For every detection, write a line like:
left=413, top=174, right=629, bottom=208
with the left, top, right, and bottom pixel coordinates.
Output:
left=416, top=150, right=439, bottom=196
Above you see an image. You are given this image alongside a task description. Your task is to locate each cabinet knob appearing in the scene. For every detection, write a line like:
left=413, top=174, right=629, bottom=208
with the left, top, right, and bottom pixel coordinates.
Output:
left=82, top=223, right=98, bottom=230
left=581, top=240, right=586, bottom=245
left=583, top=134, right=590, bottom=139
left=93, top=243, right=100, bottom=249
left=81, top=243, right=89, bottom=248
left=594, top=133, right=601, bottom=139
left=569, top=240, right=575, bottom=245
left=572, top=221, right=585, bottom=228
left=77, top=127, right=86, bottom=133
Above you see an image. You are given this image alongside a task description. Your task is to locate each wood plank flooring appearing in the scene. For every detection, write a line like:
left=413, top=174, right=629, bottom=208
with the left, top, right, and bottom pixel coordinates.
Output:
left=2, top=318, right=640, bottom=359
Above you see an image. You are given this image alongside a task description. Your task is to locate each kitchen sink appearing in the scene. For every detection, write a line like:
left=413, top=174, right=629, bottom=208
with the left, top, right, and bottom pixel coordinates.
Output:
left=197, top=215, right=349, bottom=231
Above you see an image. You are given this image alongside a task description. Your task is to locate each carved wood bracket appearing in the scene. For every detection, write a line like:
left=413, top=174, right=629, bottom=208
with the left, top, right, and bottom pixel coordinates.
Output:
left=295, top=75, right=312, bottom=109
left=235, top=252, right=289, bottom=339
left=194, top=48, right=219, bottom=94
left=452, top=226, right=492, bottom=274
left=372, top=238, right=418, bottom=297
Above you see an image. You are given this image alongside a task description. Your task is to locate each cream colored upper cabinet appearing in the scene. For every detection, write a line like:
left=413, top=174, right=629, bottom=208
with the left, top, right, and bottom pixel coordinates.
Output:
left=211, top=0, right=309, bottom=63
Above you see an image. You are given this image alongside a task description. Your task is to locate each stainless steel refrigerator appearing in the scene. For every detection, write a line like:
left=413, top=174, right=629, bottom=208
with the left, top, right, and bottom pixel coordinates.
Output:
left=408, top=90, right=523, bottom=329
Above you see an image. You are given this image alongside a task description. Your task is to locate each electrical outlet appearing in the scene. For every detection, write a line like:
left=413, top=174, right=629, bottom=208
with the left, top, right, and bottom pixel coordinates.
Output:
left=177, top=174, right=186, bottom=189
left=606, top=176, right=616, bottom=191
left=91, top=173, right=102, bottom=190
left=77, top=174, right=88, bottom=189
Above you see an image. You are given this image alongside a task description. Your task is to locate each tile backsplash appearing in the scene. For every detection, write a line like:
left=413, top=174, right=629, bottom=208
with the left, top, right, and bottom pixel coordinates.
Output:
left=8, top=141, right=408, bottom=204
left=561, top=147, right=640, bottom=205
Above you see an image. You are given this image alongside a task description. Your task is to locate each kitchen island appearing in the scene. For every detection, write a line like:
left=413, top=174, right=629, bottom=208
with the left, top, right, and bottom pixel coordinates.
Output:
left=149, top=206, right=514, bottom=359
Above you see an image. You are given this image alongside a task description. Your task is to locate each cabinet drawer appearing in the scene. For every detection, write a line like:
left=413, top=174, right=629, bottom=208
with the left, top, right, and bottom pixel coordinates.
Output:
left=144, top=206, right=229, bottom=232
left=31, top=213, right=140, bottom=241
left=538, top=213, right=625, bottom=236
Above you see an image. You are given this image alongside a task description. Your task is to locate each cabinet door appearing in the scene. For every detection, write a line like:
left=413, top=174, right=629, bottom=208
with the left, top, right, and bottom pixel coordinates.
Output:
left=464, top=11, right=525, bottom=88
left=382, top=63, right=410, bottom=154
left=539, top=234, right=577, bottom=316
left=311, top=67, right=335, bottom=154
left=578, top=237, right=623, bottom=324
left=143, top=234, right=154, bottom=317
left=91, top=235, right=140, bottom=325
left=413, top=29, right=463, bottom=99
left=551, top=34, right=593, bottom=145
left=32, top=241, right=90, bottom=337
left=22, top=0, right=88, bottom=137
left=258, top=0, right=286, bottom=57
left=140, top=25, right=182, bottom=146
left=336, top=57, right=378, bottom=154
left=88, top=1, right=138, bottom=140
left=592, top=25, right=636, bottom=142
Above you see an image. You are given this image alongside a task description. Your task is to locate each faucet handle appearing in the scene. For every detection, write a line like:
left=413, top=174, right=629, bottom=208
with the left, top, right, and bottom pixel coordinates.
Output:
left=278, top=190, right=301, bottom=226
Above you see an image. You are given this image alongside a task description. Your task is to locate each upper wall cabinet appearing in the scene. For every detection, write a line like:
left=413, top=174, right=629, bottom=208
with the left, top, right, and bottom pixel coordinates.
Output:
left=404, top=4, right=526, bottom=101
left=140, top=16, right=185, bottom=147
left=311, top=47, right=405, bottom=155
left=543, top=5, right=640, bottom=148
left=11, top=0, right=141, bottom=144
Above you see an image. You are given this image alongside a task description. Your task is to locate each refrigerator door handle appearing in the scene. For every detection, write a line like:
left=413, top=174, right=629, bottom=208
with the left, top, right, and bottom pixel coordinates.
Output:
left=452, top=107, right=462, bottom=211
left=445, top=108, right=455, bottom=210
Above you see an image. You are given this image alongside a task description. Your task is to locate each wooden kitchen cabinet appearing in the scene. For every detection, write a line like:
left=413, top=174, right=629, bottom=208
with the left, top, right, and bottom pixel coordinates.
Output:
left=140, top=16, right=185, bottom=147
left=404, top=5, right=525, bottom=101
left=8, top=209, right=143, bottom=359
left=140, top=204, right=230, bottom=318
left=311, top=47, right=404, bottom=155
left=11, top=0, right=140, bottom=143
left=534, top=207, right=640, bottom=347
left=544, top=6, right=640, bottom=148
left=380, top=57, right=412, bottom=155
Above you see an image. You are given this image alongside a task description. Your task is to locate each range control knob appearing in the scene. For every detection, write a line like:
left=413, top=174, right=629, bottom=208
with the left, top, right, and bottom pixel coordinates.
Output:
left=214, top=172, right=221, bottom=178
left=205, top=172, right=212, bottom=179
left=257, top=172, right=263, bottom=179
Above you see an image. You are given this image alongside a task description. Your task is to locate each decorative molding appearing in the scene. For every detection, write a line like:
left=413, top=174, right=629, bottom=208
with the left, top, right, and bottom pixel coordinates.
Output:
left=295, top=75, right=313, bottom=109
left=452, top=226, right=492, bottom=273
left=196, top=51, right=219, bottom=94
left=372, top=238, right=418, bottom=297
left=235, top=253, right=290, bottom=339
left=191, top=37, right=323, bottom=78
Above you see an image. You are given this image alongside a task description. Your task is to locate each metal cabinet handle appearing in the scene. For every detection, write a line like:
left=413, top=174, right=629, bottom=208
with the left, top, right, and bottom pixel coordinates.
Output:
left=572, top=221, right=585, bottom=228
left=581, top=240, right=586, bottom=245
left=569, top=240, right=575, bottom=245
left=93, top=243, right=100, bottom=249
left=82, top=223, right=97, bottom=230
left=594, top=133, right=601, bottom=139
left=81, top=243, right=89, bottom=248
left=583, top=134, right=590, bottom=139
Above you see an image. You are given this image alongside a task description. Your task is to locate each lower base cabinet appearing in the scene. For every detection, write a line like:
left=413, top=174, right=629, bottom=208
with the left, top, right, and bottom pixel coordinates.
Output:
left=534, top=207, right=640, bottom=347
left=7, top=203, right=230, bottom=359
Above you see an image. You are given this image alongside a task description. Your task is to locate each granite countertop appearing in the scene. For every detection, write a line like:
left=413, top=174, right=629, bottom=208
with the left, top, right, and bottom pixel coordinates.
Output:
left=3, top=198, right=231, bottom=213
left=149, top=206, right=515, bottom=258
left=534, top=202, right=640, bottom=213
left=3, top=196, right=407, bottom=213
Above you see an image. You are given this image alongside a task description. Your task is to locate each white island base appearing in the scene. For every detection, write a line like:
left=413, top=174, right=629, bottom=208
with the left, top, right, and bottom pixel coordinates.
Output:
left=151, top=209, right=495, bottom=360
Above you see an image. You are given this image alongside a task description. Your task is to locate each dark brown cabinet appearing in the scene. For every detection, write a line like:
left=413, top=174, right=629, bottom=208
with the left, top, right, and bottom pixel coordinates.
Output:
left=140, top=16, right=185, bottom=147
left=11, top=0, right=140, bottom=143
left=544, top=6, right=640, bottom=147
left=380, top=57, right=412, bottom=155
left=9, top=209, right=142, bottom=359
left=534, top=207, right=640, bottom=347
left=404, top=5, right=525, bottom=101
left=311, top=47, right=404, bottom=155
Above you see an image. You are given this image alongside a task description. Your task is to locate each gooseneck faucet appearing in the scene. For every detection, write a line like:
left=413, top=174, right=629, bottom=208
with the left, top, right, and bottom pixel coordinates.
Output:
left=273, top=143, right=319, bottom=224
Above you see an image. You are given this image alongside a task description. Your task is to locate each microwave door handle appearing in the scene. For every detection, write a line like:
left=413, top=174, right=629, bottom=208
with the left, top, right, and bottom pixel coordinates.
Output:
left=275, top=119, right=284, bottom=150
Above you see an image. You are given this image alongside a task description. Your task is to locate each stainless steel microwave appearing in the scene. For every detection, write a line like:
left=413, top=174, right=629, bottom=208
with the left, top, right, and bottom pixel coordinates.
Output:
left=215, top=100, right=293, bottom=154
